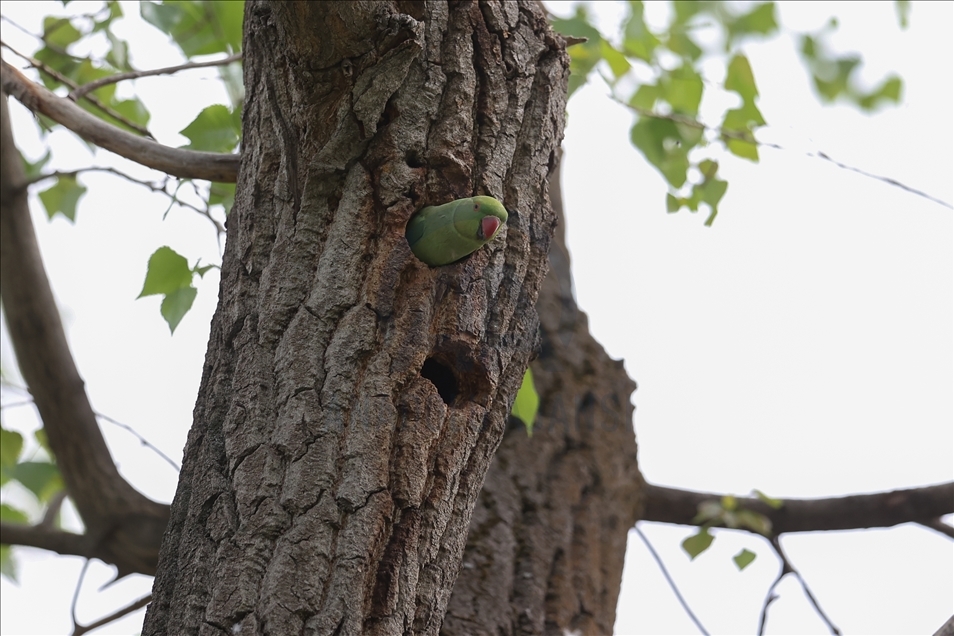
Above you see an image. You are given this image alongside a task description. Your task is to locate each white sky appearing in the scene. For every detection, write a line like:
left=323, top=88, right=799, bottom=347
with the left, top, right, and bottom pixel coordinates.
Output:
left=1, top=1, right=951, bottom=634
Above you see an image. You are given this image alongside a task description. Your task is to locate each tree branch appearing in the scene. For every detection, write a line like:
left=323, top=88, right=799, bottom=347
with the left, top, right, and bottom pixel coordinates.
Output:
left=758, top=536, right=841, bottom=636
left=1, top=59, right=239, bottom=183
left=642, top=482, right=954, bottom=535
left=70, top=53, right=242, bottom=101
left=72, top=594, right=151, bottom=636
left=633, top=524, right=709, bottom=635
left=0, top=521, right=94, bottom=559
left=919, top=517, right=954, bottom=539
left=1, top=91, right=169, bottom=576
left=20, top=167, right=226, bottom=236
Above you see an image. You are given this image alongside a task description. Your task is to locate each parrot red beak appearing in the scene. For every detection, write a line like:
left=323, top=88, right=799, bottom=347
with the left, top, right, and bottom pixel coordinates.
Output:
left=481, top=216, right=501, bottom=240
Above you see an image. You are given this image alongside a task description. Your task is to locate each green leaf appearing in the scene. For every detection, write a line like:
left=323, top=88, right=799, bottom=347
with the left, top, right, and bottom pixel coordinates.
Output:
left=682, top=528, right=714, bottom=560
left=7, top=461, right=63, bottom=503
left=671, top=0, right=705, bottom=26
left=733, top=548, right=757, bottom=570
left=138, top=246, right=193, bottom=298
left=630, top=118, right=692, bottom=188
left=665, top=193, right=680, bottom=213
left=0, top=503, right=29, bottom=524
left=622, top=1, right=659, bottom=63
left=34, top=429, right=52, bottom=457
left=208, top=182, right=236, bottom=215
left=668, top=31, right=702, bottom=61
left=721, top=106, right=764, bottom=161
left=629, top=83, right=660, bottom=110
left=105, top=30, right=132, bottom=70
left=599, top=40, right=631, bottom=82
left=179, top=104, right=240, bottom=153
left=697, top=172, right=728, bottom=207
left=33, top=46, right=81, bottom=91
left=141, top=0, right=242, bottom=57
left=725, top=54, right=759, bottom=102
left=752, top=489, right=784, bottom=509
left=160, top=285, right=197, bottom=334
left=661, top=65, right=703, bottom=115
left=21, top=149, right=52, bottom=180
left=42, top=16, right=83, bottom=50
left=895, top=0, right=910, bottom=28
left=736, top=509, right=773, bottom=535
left=37, top=175, right=86, bottom=222
left=511, top=368, right=539, bottom=436
left=727, top=2, right=778, bottom=45
left=857, top=75, right=903, bottom=111
left=0, top=428, right=24, bottom=476
left=193, top=261, right=217, bottom=278
left=0, top=504, right=28, bottom=582
left=0, top=544, right=18, bottom=583
left=692, top=499, right=724, bottom=524
left=112, top=97, right=152, bottom=128
left=550, top=7, right=604, bottom=98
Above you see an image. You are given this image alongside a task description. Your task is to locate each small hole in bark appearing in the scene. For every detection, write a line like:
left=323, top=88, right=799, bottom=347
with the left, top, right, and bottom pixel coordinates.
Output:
left=421, top=358, right=458, bottom=405
left=405, top=149, right=424, bottom=168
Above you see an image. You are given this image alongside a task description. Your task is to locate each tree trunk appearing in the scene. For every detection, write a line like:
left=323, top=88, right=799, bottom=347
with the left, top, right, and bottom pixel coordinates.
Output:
left=143, top=2, right=569, bottom=634
left=444, top=158, right=643, bottom=635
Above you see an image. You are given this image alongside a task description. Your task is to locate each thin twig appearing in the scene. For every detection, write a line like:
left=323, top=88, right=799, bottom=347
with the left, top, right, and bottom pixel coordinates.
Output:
left=2, top=40, right=155, bottom=139
left=95, top=413, right=180, bottom=472
left=72, top=594, right=152, bottom=636
left=39, top=490, right=68, bottom=529
left=70, top=53, right=243, bottom=101
left=0, top=383, right=180, bottom=472
left=0, top=398, right=35, bottom=410
left=612, top=97, right=953, bottom=211
left=758, top=536, right=841, bottom=635
left=20, top=166, right=226, bottom=235
left=2, top=59, right=240, bottom=182
left=634, top=524, right=710, bottom=635
left=70, top=558, right=91, bottom=633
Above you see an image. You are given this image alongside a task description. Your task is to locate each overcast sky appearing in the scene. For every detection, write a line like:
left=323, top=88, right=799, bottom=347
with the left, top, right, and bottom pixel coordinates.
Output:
left=1, top=1, right=951, bottom=634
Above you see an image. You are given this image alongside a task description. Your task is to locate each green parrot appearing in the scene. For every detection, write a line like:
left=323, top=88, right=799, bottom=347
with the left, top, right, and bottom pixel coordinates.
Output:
left=405, top=196, right=509, bottom=266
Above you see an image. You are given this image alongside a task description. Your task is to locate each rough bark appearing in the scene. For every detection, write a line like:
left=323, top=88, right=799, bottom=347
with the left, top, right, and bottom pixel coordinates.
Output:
left=443, top=158, right=643, bottom=636
left=142, top=2, right=568, bottom=635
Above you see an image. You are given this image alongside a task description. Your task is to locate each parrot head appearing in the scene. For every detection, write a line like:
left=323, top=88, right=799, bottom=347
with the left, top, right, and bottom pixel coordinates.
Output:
left=407, top=195, right=509, bottom=266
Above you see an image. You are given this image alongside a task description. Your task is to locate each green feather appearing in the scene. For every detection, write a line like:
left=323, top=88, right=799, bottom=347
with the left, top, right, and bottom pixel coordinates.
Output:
left=406, top=196, right=508, bottom=266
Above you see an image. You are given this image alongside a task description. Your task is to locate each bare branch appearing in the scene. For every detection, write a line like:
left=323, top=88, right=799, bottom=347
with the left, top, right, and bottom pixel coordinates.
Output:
left=642, top=482, right=954, bottom=535
left=2, top=60, right=239, bottom=183
left=1, top=41, right=154, bottom=139
left=95, top=412, right=181, bottom=472
left=40, top=490, right=68, bottom=529
left=1, top=92, right=169, bottom=577
left=920, top=518, right=954, bottom=539
left=72, top=595, right=151, bottom=636
left=0, top=384, right=181, bottom=472
left=0, top=522, right=92, bottom=558
left=634, top=524, right=710, bottom=635
left=758, top=536, right=841, bottom=635
left=70, top=53, right=243, bottom=101
left=70, top=559, right=91, bottom=635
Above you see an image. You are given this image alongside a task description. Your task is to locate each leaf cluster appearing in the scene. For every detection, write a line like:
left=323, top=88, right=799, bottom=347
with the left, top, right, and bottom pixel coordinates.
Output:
left=550, top=1, right=903, bottom=225
left=680, top=489, right=784, bottom=571
left=0, top=422, right=64, bottom=582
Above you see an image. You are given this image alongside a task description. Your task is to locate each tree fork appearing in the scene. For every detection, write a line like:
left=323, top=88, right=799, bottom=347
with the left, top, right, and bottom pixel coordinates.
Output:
left=142, top=2, right=569, bottom=634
